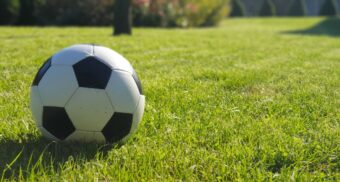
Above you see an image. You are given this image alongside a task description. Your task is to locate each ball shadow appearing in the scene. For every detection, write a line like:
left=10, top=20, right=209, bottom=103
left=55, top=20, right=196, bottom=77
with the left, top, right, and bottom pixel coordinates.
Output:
left=0, top=135, right=117, bottom=179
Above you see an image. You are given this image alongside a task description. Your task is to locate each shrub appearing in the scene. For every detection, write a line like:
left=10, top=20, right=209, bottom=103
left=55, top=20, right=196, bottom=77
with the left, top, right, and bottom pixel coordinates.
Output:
left=320, top=0, right=339, bottom=16
left=230, top=0, right=245, bottom=17
left=36, top=0, right=114, bottom=26
left=0, top=0, right=19, bottom=25
left=180, top=0, right=230, bottom=27
left=132, top=0, right=178, bottom=27
left=201, top=2, right=230, bottom=26
left=287, top=0, right=307, bottom=16
left=258, top=0, right=276, bottom=16
left=132, top=0, right=230, bottom=27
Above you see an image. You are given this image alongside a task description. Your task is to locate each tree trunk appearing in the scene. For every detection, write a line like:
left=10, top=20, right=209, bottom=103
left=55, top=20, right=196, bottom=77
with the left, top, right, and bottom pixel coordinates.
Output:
left=114, top=0, right=132, bottom=35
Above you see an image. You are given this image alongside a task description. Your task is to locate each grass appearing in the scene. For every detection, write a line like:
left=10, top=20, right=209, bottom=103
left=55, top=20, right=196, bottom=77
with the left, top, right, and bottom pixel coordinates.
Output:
left=0, top=17, right=339, bottom=181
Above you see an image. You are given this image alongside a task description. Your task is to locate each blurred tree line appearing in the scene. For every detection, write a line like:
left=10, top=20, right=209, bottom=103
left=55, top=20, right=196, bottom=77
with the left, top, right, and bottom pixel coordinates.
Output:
left=0, top=0, right=115, bottom=25
left=230, top=0, right=339, bottom=17
left=0, top=0, right=230, bottom=27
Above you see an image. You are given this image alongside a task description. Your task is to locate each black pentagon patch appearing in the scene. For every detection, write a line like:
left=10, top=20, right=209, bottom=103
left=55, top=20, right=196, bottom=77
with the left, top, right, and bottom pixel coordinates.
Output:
left=43, top=106, right=75, bottom=140
left=102, top=113, right=133, bottom=143
left=73, top=56, right=112, bottom=89
left=32, top=57, right=52, bottom=86
left=132, top=70, right=143, bottom=95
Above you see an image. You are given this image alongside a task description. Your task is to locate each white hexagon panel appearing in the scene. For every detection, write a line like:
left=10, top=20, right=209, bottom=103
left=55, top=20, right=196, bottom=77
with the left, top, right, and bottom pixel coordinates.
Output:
left=105, top=70, right=140, bottom=113
left=120, top=95, right=145, bottom=143
left=38, top=66, right=78, bottom=107
left=52, top=44, right=93, bottom=66
left=30, top=86, right=43, bottom=126
left=65, top=88, right=114, bottom=131
left=93, top=45, right=134, bottom=73
left=132, top=95, right=145, bottom=134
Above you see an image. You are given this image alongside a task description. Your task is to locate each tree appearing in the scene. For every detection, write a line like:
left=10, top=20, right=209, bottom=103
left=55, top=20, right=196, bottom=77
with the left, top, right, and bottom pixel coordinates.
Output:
left=259, top=0, right=276, bottom=16
left=114, top=0, right=132, bottom=35
left=17, top=0, right=36, bottom=25
left=0, top=0, right=19, bottom=25
left=320, top=0, right=339, bottom=16
left=230, top=0, right=245, bottom=17
left=287, top=0, right=307, bottom=16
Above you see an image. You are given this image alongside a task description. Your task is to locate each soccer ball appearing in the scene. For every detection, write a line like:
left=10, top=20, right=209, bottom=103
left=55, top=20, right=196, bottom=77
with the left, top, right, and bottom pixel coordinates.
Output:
left=30, top=44, right=145, bottom=143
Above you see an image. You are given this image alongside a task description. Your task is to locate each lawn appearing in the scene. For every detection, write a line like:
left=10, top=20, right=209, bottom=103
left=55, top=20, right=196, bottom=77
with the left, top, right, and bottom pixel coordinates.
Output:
left=0, top=18, right=339, bottom=181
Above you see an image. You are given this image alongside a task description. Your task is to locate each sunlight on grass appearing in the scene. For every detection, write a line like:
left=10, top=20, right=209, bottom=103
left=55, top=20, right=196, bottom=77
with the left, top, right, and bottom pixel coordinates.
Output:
left=0, top=18, right=339, bottom=181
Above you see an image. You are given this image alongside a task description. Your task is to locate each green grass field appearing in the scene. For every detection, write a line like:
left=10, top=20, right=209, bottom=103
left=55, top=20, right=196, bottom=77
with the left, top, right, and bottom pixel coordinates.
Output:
left=0, top=18, right=339, bottom=181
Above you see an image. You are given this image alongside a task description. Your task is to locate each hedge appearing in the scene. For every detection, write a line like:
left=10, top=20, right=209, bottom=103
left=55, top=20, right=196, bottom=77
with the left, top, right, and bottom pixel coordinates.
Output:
left=259, top=0, right=276, bottom=17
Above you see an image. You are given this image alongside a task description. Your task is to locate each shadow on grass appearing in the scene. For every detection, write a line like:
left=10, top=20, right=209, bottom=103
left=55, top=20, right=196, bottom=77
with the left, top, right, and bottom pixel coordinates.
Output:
left=0, top=135, right=116, bottom=179
left=284, top=17, right=340, bottom=37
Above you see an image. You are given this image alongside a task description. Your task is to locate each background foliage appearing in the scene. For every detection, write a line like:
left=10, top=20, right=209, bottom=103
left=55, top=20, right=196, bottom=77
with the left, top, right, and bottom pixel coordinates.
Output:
left=230, top=0, right=245, bottom=17
left=320, top=0, right=339, bottom=16
left=258, top=0, right=276, bottom=17
left=287, top=0, right=307, bottom=17
left=36, top=0, right=115, bottom=26
left=0, top=0, right=230, bottom=27
left=230, top=0, right=340, bottom=17
left=133, top=0, right=231, bottom=27
left=1, top=0, right=339, bottom=26
left=0, top=0, right=19, bottom=25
